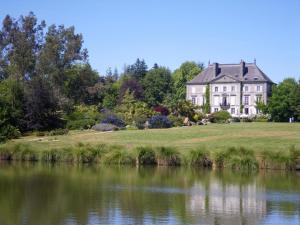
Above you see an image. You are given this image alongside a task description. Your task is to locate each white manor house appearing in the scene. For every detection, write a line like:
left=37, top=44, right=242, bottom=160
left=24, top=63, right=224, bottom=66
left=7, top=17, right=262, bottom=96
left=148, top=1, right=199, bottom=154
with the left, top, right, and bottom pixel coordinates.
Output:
left=186, top=60, right=274, bottom=116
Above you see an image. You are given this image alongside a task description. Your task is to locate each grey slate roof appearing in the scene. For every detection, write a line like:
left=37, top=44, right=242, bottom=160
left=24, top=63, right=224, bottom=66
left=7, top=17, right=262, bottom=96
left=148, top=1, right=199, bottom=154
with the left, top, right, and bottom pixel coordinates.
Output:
left=187, top=61, right=274, bottom=84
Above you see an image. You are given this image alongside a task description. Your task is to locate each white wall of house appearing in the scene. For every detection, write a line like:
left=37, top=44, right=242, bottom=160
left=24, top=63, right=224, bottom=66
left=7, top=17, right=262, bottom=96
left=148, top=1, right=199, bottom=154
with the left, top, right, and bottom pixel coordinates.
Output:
left=242, top=83, right=267, bottom=116
left=187, top=82, right=270, bottom=117
left=210, top=82, right=241, bottom=116
left=186, top=84, right=206, bottom=106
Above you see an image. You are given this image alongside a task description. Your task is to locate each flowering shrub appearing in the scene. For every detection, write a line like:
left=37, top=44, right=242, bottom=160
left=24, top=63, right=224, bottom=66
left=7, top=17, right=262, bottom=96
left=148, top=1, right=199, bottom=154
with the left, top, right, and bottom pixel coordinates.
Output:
left=153, top=106, right=169, bottom=116
left=101, top=115, right=126, bottom=128
left=149, top=115, right=172, bottom=129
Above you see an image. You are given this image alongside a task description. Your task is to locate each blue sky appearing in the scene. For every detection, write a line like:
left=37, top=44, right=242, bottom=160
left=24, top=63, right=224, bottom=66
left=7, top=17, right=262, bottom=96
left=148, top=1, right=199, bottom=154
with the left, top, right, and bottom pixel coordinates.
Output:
left=1, top=0, right=300, bottom=82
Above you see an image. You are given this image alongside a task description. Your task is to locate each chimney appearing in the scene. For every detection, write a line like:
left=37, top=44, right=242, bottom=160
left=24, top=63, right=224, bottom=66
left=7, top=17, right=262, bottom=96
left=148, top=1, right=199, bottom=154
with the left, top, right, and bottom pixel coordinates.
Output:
left=213, top=63, right=219, bottom=77
left=240, top=60, right=245, bottom=76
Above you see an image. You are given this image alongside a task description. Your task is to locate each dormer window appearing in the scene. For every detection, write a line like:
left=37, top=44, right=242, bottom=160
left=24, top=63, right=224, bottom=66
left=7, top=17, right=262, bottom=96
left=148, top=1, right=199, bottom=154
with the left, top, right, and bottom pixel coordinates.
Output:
left=254, top=77, right=258, bottom=81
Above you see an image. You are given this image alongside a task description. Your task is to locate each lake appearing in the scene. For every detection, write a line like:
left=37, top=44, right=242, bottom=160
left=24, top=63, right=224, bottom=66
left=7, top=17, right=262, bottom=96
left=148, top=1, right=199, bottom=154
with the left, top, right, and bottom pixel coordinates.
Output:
left=0, top=163, right=299, bottom=225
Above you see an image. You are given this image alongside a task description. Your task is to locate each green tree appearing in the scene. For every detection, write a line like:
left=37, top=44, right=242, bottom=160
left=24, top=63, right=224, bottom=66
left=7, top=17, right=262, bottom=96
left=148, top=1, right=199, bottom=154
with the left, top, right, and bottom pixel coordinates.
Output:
left=102, top=82, right=119, bottom=109
left=116, top=91, right=155, bottom=124
left=125, top=58, right=148, bottom=81
left=203, top=84, right=210, bottom=114
left=0, top=12, right=90, bottom=135
left=37, top=24, right=88, bottom=88
left=268, top=78, right=300, bottom=122
left=142, top=67, right=172, bottom=106
left=24, top=76, right=63, bottom=130
left=172, top=61, right=203, bottom=101
left=0, top=78, right=23, bottom=141
left=64, top=64, right=99, bottom=104
left=0, top=12, right=45, bottom=81
left=170, top=99, right=199, bottom=120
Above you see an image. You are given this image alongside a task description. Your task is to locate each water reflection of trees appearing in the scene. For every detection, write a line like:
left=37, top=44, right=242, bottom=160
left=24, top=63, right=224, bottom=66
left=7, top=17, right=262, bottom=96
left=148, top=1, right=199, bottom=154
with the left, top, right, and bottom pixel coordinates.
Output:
left=0, top=164, right=299, bottom=225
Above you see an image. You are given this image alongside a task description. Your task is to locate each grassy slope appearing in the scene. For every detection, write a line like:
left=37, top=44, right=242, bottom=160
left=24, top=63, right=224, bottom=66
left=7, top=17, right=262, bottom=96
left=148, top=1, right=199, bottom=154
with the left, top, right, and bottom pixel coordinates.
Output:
left=4, top=123, right=300, bottom=153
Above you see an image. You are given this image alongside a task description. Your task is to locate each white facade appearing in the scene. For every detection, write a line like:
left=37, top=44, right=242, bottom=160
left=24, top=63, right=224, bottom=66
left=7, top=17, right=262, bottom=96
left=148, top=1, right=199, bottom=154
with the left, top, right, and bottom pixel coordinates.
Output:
left=186, top=82, right=270, bottom=117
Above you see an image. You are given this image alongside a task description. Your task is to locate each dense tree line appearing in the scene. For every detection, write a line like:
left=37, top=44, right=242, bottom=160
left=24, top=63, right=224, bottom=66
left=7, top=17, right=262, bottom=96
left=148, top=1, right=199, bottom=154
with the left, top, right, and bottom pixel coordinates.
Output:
left=0, top=13, right=203, bottom=141
left=0, top=13, right=299, bottom=142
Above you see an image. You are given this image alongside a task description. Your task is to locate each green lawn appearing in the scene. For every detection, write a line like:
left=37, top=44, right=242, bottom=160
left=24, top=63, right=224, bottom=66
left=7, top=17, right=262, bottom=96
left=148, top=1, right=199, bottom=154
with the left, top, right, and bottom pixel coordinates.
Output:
left=4, top=122, right=300, bottom=153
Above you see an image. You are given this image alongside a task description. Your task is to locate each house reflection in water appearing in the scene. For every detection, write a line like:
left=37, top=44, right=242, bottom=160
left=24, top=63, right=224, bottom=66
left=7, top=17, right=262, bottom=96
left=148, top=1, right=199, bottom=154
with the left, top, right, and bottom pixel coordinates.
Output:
left=187, top=180, right=266, bottom=225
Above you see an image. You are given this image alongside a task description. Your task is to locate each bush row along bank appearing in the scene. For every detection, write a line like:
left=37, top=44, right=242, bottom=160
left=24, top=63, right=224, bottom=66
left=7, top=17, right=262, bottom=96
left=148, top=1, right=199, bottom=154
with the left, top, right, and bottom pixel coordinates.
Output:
left=0, top=144, right=299, bottom=170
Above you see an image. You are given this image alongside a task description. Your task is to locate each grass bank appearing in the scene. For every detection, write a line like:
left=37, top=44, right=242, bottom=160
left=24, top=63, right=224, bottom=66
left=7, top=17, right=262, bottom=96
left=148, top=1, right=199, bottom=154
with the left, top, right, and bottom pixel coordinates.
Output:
left=0, top=143, right=299, bottom=170
left=1, top=123, right=300, bottom=170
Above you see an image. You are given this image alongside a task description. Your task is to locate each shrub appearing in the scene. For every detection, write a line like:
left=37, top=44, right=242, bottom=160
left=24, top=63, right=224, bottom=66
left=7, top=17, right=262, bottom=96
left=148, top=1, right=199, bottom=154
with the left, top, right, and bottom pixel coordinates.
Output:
left=260, top=146, right=300, bottom=170
left=64, top=105, right=102, bottom=130
left=101, top=115, right=126, bottom=128
left=193, top=112, right=204, bottom=122
left=214, top=147, right=258, bottom=170
left=133, top=115, right=147, bottom=130
left=0, top=125, right=21, bottom=142
left=92, top=123, right=119, bottom=132
left=253, top=115, right=270, bottom=122
left=36, top=131, right=48, bottom=136
left=156, top=147, right=181, bottom=166
left=241, top=117, right=253, bottom=122
left=188, top=148, right=212, bottom=167
left=167, top=115, right=184, bottom=127
left=66, top=119, right=96, bottom=130
left=0, top=143, right=38, bottom=161
left=149, top=115, right=172, bottom=129
left=20, top=148, right=39, bottom=161
left=76, top=148, right=98, bottom=163
left=209, top=110, right=231, bottom=123
left=49, top=128, right=69, bottom=136
left=231, top=117, right=240, bottom=122
left=153, top=106, right=169, bottom=116
left=41, top=149, right=63, bottom=162
left=136, top=146, right=157, bottom=165
left=103, top=147, right=135, bottom=165
left=41, top=144, right=107, bottom=163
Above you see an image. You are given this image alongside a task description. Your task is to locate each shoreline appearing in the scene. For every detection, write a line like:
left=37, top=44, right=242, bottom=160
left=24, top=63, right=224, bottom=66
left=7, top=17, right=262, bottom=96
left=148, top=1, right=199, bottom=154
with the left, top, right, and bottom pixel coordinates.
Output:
left=1, top=143, right=299, bottom=171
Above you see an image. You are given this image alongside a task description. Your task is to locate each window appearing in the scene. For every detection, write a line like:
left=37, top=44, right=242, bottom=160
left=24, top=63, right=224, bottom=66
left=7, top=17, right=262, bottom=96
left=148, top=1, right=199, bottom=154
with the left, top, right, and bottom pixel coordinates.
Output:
left=223, top=86, right=227, bottom=92
left=214, top=108, right=219, bottom=112
left=244, top=96, right=249, bottom=105
left=231, top=86, right=235, bottom=92
left=245, top=108, right=249, bottom=115
left=222, top=96, right=227, bottom=105
left=245, top=86, right=248, bottom=92
left=256, top=95, right=262, bottom=103
left=191, top=97, right=196, bottom=104
left=214, top=86, right=218, bottom=92
left=257, top=86, right=261, bottom=92
left=231, top=108, right=235, bottom=114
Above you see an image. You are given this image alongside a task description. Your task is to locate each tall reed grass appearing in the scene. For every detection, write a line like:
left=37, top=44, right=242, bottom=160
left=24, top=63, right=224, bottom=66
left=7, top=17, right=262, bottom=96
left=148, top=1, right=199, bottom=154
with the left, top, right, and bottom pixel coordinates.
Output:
left=0, top=143, right=299, bottom=170
left=260, top=146, right=300, bottom=170
left=214, top=147, right=259, bottom=170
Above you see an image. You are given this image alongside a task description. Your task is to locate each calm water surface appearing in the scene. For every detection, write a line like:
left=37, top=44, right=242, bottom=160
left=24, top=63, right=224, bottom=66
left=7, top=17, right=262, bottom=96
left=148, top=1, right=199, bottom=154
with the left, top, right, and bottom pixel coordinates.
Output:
left=0, top=163, right=299, bottom=225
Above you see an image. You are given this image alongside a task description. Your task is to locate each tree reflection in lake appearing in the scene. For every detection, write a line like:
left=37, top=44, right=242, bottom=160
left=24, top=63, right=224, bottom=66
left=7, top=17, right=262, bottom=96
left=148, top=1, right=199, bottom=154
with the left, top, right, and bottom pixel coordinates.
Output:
left=0, top=163, right=299, bottom=225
